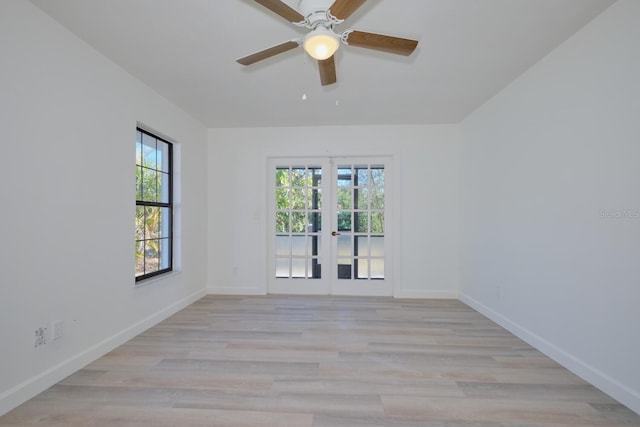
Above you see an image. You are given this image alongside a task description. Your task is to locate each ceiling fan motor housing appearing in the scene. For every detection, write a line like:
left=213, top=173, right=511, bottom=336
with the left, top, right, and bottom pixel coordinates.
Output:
left=299, top=0, right=338, bottom=28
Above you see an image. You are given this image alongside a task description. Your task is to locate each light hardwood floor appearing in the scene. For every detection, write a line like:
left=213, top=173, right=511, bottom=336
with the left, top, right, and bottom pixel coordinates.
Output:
left=1, top=295, right=638, bottom=426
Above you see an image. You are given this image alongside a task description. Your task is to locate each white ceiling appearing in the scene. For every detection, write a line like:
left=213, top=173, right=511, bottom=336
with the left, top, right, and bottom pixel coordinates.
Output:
left=29, top=0, right=615, bottom=128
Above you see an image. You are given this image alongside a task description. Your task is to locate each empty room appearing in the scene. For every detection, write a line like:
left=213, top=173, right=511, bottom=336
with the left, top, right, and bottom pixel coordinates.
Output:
left=1, top=0, right=639, bottom=425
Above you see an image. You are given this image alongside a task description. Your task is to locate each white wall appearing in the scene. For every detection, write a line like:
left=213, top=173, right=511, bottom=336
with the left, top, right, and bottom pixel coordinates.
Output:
left=460, top=0, right=640, bottom=414
left=208, top=125, right=460, bottom=298
left=0, top=0, right=208, bottom=415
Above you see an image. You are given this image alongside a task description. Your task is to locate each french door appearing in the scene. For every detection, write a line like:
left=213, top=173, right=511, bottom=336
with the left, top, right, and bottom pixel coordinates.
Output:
left=267, top=157, right=392, bottom=296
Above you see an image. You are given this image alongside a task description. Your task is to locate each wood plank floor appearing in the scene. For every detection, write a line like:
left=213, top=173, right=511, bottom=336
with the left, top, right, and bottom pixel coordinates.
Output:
left=1, top=295, right=638, bottom=426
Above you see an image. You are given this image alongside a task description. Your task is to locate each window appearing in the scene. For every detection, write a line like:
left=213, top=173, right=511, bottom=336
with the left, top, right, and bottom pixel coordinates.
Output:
left=135, top=128, right=173, bottom=281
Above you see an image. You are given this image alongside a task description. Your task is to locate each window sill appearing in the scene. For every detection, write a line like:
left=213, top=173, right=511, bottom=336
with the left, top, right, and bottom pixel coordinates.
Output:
left=135, top=270, right=182, bottom=288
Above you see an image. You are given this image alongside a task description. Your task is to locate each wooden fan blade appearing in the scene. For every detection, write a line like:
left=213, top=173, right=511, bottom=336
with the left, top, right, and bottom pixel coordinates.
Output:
left=318, top=56, right=337, bottom=86
left=237, top=41, right=300, bottom=65
left=345, top=30, right=418, bottom=56
left=254, top=0, right=304, bottom=23
left=328, top=0, right=367, bottom=20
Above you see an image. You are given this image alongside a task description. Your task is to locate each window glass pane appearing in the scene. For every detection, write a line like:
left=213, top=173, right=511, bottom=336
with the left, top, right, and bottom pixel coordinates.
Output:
left=159, top=172, right=170, bottom=203
left=136, top=129, right=173, bottom=281
left=135, top=241, right=145, bottom=276
left=135, top=206, right=145, bottom=241
left=136, top=131, right=142, bottom=165
left=141, top=168, right=157, bottom=202
left=276, top=212, right=289, bottom=233
left=145, top=241, right=160, bottom=274
left=158, top=141, right=170, bottom=173
left=275, top=235, right=290, bottom=256
left=276, top=258, right=290, bottom=278
left=159, top=237, right=171, bottom=270
left=144, top=206, right=160, bottom=239
left=136, top=166, right=143, bottom=200
left=161, top=207, right=171, bottom=237
left=142, top=133, right=157, bottom=169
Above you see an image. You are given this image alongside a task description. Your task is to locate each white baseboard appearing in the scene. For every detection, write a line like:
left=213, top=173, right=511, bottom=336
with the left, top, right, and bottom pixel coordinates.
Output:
left=459, top=293, right=640, bottom=415
left=394, top=289, right=459, bottom=299
left=207, top=286, right=266, bottom=295
left=0, top=289, right=206, bottom=416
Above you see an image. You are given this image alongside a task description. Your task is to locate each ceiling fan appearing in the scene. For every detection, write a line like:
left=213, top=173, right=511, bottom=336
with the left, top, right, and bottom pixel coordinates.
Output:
left=237, top=0, right=419, bottom=86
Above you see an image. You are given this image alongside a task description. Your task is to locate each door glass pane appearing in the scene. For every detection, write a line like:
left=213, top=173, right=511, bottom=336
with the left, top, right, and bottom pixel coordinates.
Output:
left=276, top=189, right=290, bottom=208
left=355, top=236, right=369, bottom=256
left=292, top=258, right=306, bottom=278
left=337, top=212, right=351, bottom=231
left=355, top=187, right=368, bottom=209
left=355, top=212, right=368, bottom=233
left=275, top=236, right=289, bottom=256
left=276, top=258, right=290, bottom=277
left=357, top=168, right=369, bottom=186
left=337, top=235, right=351, bottom=257
left=291, top=168, right=307, bottom=187
left=356, top=259, right=369, bottom=279
left=370, top=189, right=384, bottom=210
left=291, top=189, right=306, bottom=209
left=276, top=168, right=289, bottom=187
left=337, top=168, right=352, bottom=187
left=371, top=212, right=384, bottom=233
left=308, top=212, right=321, bottom=231
left=291, top=236, right=306, bottom=256
left=291, top=212, right=306, bottom=232
left=338, top=259, right=352, bottom=279
left=371, top=236, right=384, bottom=257
left=371, top=167, right=384, bottom=186
left=371, top=259, right=384, bottom=279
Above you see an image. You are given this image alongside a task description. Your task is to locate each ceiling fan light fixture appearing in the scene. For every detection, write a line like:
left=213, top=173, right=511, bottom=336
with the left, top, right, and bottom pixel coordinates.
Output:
left=303, top=27, right=340, bottom=60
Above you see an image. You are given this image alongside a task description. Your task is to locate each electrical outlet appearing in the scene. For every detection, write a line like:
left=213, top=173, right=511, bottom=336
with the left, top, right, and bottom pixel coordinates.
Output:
left=34, top=327, right=48, bottom=347
left=52, top=320, right=63, bottom=341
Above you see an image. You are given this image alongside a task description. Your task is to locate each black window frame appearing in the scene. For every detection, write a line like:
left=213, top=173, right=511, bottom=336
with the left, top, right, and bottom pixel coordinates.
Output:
left=135, top=128, right=173, bottom=282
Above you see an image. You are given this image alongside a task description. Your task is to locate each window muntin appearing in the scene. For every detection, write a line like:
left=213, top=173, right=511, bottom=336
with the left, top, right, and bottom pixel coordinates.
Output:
left=135, top=128, right=173, bottom=281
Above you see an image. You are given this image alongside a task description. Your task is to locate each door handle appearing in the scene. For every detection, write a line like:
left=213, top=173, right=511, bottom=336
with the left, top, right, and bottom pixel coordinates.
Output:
left=331, top=231, right=341, bottom=237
